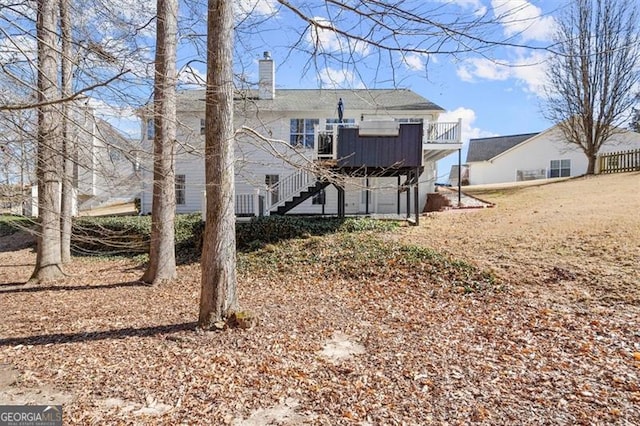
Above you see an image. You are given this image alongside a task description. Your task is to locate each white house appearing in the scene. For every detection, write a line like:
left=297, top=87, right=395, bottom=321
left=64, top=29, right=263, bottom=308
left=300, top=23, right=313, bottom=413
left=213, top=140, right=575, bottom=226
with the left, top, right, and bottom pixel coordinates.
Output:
left=139, top=53, right=463, bottom=219
left=29, top=104, right=141, bottom=217
left=465, top=124, right=640, bottom=185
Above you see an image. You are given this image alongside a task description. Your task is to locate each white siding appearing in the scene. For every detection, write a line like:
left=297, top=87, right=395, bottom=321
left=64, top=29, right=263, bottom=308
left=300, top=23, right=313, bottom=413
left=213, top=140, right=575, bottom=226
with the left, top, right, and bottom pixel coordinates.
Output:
left=468, top=127, right=640, bottom=185
left=140, top=103, right=444, bottom=215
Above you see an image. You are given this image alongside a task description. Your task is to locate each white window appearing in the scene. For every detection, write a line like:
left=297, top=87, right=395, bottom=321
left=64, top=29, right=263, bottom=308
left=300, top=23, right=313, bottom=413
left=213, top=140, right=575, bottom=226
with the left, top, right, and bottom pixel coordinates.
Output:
left=549, top=159, right=571, bottom=178
left=290, top=119, right=319, bottom=148
left=176, top=175, right=186, bottom=205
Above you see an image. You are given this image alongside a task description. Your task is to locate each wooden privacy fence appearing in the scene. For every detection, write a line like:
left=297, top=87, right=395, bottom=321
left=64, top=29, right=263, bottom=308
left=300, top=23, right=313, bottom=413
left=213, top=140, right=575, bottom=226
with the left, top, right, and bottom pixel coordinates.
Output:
left=598, top=148, right=640, bottom=174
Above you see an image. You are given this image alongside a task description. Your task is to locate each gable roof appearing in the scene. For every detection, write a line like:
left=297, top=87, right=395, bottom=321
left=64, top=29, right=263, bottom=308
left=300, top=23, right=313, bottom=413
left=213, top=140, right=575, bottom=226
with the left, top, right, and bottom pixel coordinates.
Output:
left=176, top=88, right=444, bottom=114
left=466, top=133, right=539, bottom=162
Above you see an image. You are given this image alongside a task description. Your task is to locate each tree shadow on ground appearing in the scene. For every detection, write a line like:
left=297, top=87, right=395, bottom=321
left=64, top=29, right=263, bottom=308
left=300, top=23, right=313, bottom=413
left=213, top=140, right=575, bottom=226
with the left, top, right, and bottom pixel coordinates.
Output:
left=0, top=231, right=36, bottom=253
left=0, top=280, right=149, bottom=295
left=0, top=264, right=35, bottom=268
left=0, top=322, right=198, bottom=347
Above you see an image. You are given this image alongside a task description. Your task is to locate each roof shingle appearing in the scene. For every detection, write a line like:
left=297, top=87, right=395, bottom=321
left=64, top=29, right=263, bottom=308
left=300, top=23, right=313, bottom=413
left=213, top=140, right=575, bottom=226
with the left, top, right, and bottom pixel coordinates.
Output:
left=466, top=133, right=539, bottom=162
left=176, top=88, right=444, bottom=113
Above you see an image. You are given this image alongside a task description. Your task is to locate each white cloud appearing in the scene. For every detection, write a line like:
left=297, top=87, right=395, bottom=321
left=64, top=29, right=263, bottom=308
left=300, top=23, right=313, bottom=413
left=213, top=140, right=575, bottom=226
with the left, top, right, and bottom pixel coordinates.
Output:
left=491, top=0, right=556, bottom=42
left=307, top=16, right=369, bottom=56
left=178, top=66, right=206, bottom=88
left=456, top=49, right=551, bottom=94
left=402, top=53, right=426, bottom=72
left=456, top=57, right=511, bottom=82
left=438, top=107, right=495, bottom=142
left=437, top=0, right=487, bottom=16
left=510, top=49, right=549, bottom=93
left=318, top=67, right=364, bottom=89
left=235, top=0, right=278, bottom=17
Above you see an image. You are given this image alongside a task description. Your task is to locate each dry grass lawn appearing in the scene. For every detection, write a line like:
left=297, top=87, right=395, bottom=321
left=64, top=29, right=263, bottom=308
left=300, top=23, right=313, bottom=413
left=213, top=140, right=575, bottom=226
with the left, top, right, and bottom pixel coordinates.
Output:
left=396, top=172, right=640, bottom=309
left=0, top=171, right=638, bottom=425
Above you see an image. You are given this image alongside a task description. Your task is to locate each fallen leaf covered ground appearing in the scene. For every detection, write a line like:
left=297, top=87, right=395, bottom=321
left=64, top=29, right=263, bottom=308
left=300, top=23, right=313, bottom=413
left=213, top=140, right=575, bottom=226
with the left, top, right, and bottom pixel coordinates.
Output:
left=1, top=172, right=639, bottom=425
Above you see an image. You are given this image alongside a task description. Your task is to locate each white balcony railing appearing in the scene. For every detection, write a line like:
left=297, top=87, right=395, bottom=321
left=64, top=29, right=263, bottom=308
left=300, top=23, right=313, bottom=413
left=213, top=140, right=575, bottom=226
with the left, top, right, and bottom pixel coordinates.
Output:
left=423, top=120, right=462, bottom=144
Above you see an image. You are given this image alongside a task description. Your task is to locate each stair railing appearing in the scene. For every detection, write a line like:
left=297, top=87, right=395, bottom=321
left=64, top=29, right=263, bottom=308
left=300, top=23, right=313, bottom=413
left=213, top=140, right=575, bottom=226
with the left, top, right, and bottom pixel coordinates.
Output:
left=266, top=169, right=315, bottom=210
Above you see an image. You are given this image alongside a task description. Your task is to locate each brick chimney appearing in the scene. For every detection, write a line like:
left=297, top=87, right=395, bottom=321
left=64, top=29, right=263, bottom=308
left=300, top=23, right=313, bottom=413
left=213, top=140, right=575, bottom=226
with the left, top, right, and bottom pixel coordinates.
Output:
left=258, top=51, right=275, bottom=100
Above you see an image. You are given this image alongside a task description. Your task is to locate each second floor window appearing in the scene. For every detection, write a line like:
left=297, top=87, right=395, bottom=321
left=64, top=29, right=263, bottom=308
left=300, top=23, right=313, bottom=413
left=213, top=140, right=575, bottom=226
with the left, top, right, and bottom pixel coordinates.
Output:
left=290, top=118, right=319, bottom=148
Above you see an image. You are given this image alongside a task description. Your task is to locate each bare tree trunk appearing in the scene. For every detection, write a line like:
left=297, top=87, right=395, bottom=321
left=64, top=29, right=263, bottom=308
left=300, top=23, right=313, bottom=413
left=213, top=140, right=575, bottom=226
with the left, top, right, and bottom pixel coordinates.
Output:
left=142, top=0, right=178, bottom=285
left=60, top=0, right=73, bottom=263
left=31, top=0, right=63, bottom=283
left=586, top=154, right=597, bottom=175
left=198, top=0, right=237, bottom=328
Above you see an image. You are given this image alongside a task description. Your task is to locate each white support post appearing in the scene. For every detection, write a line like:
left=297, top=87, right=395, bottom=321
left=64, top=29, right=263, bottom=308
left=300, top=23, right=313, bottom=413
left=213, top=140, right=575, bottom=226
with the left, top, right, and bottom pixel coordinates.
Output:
left=264, top=187, right=271, bottom=216
left=332, top=124, right=338, bottom=160
left=313, top=124, right=319, bottom=160
left=253, top=189, right=260, bottom=217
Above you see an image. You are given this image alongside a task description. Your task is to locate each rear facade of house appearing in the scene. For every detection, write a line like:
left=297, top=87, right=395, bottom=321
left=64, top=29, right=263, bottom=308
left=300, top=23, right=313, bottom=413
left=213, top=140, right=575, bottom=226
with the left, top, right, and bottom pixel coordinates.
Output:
left=139, top=53, right=462, bottom=218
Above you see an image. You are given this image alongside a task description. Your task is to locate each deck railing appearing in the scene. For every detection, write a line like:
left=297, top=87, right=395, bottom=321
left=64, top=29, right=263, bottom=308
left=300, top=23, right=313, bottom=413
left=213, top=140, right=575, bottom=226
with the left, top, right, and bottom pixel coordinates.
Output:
left=424, top=120, right=462, bottom=144
left=265, top=168, right=314, bottom=210
left=201, top=169, right=313, bottom=219
left=314, top=120, right=462, bottom=160
left=598, top=148, right=640, bottom=174
left=201, top=190, right=264, bottom=220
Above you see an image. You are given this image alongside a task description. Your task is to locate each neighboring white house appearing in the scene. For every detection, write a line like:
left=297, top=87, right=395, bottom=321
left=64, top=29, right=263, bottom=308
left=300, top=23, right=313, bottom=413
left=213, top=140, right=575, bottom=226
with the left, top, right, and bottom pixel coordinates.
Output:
left=139, top=52, right=463, bottom=218
left=466, top=124, right=640, bottom=185
left=29, top=104, right=141, bottom=217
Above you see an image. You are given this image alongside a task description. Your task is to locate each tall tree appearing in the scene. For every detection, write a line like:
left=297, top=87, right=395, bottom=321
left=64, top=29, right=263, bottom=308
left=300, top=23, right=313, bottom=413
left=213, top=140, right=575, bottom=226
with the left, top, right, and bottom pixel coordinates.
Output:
left=198, top=0, right=237, bottom=328
left=142, top=0, right=179, bottom=285
left=542, top=0, right=640, bottom=174
left=60, top=0, right=74, bottom=263
left=30, top=0, right=64, bottom=283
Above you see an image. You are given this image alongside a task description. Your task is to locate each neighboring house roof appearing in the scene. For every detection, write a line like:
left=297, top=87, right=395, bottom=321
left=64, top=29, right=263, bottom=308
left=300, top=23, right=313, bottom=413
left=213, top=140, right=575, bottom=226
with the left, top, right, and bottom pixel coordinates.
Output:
left=466, top=133, right=539, bottom=162
left=176, top=89, right=445, bottom=113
